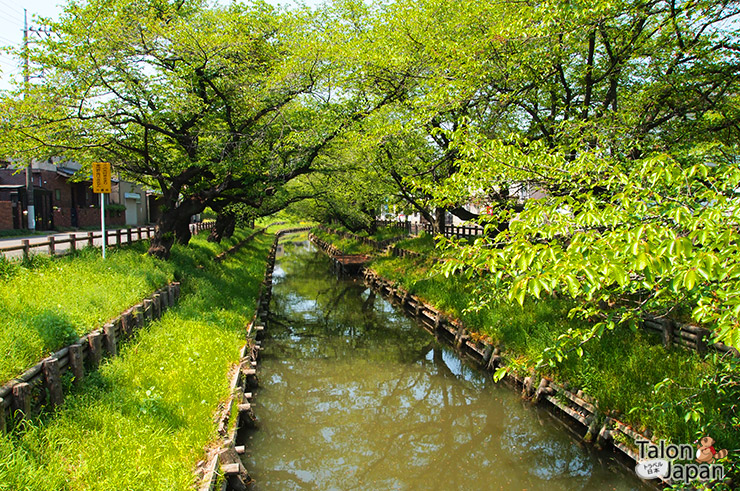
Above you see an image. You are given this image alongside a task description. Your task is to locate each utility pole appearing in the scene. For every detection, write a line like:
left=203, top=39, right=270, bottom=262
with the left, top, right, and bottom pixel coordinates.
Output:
left=23, top=9, right=35, bottom=231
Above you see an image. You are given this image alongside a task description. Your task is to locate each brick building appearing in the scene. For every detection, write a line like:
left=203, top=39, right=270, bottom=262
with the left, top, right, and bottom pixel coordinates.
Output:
left=0, top=160, right=151, bottom=231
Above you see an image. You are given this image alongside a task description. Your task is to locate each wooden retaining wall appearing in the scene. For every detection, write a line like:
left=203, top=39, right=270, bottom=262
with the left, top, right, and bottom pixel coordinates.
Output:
left=0, top=282, right=181, bottom=433
left=199, top=227, right=311, bottom=491
left=308, top=233, right=369, bottom=275
left=642, top=316, right=738, bottom=356
left=0, top=225, right=264, bottom=435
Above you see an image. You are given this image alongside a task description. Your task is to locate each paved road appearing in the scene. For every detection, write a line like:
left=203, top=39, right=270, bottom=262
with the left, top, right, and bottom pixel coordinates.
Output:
left=0, top=228, right=154, bottom=260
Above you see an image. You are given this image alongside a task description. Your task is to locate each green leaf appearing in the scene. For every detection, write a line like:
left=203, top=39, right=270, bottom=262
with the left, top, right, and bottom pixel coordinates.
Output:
left=635, top=252, right=649, bottom=271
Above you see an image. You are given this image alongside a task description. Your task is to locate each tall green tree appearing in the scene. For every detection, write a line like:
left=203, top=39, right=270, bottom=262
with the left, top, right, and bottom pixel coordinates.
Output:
left=0, top=0, right=407, bottom=257
left=400, top=0, right=740, bottom=355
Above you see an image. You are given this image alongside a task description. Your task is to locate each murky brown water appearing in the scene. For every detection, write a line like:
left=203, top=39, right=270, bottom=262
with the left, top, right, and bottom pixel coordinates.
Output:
left=242, top=236, right=647, bottom=490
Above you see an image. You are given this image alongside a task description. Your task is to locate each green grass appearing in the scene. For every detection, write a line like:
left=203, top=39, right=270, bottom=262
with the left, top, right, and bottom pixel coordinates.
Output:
left=0, top=228, right=272, bottom=490
left=395, top=232, right=438, bottom=254
left=329, top=224, right=406, bottom=242
left=369, top=254, right=740, bottom=462
left=312, top=228, right=374, bottom=255
left=0, top=245, right=175, bottom=384
left=265, top=221, right=315, bottom=234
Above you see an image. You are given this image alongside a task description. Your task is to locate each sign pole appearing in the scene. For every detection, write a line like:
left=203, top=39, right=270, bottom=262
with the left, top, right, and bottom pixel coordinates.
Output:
left=101, top=194, right=106, bottom=259
left=92, top=162, right=111, bottom=260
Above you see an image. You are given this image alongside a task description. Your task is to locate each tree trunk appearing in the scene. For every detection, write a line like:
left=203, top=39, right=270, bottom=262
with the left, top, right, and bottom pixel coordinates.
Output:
left=174, top=218, right=192, bottom=245
left=148, top=213, right=177, bottom=260
left=224, top=215, right=236, bottom=238
left=433, top=207, right=447, bottom=235
left=148, top=197, right=205, bottom=259
left=208, top=212, right=236, bottom=243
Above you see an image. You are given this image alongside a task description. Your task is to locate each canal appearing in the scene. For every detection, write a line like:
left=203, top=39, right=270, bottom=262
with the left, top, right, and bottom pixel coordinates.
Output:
left=242, top=234, right=647, bottom=490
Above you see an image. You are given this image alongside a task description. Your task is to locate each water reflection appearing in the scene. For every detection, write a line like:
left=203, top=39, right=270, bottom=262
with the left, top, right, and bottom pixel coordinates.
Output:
left=243, top=235, right=646, bottom=490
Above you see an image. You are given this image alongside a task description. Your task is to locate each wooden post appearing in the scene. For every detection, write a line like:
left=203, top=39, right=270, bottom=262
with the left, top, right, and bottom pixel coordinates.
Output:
left=116, top=229, right=122, bottom=246
left=167, top=284, right=175, bottom=307
left=21, top=239, right=30, bottom=261
left=0, top=398, right=5, bottom=434
left=135, top=305, right=144, bottom=328
left=48, top=236, right=55, bottom=255
left=137, top=227, right=142, bottom=241
left=482, top=344, right=494, bottom=365
left=127, top=227, right=133, bottom=244
left=146, top=227, right=151, bottom=238
left=584, top=410, right=601, bottom=443
left=121, top=310, right=133, bottom=338
left=154, top=293, right=162, bottom=319
left=533, top=377, right=549, bottom=403
left=143, top=299, right=153, bottom=322
left=69, top=343, right=84, bottom=386
left=597, top=417, right=613, bottom=448
left=696, top=327, right=709, bottom=354
left=159, top=290, right=168, bottom=313
left=12, top=382, right=31, bottom=419
left=87, top=231, right=94, bottom=247
left=43, top=357, right=64, bottom=408
left=662, top=319, right=674, bottom=349
left=88, top=331, right=103, bottom=368
left=103, top=323, right=117, bottom=357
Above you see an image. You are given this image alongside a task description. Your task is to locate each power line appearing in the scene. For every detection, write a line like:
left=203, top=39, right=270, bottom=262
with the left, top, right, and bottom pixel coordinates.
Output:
left=0, top=34, right=20, bottom=45
left=0, top=6, right=23, bottom=22
left=0, top=0, right=24, bottom=17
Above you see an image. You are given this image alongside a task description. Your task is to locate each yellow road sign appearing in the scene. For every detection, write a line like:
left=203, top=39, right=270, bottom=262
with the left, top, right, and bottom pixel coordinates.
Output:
left=92, top=162, right=111, bottom=194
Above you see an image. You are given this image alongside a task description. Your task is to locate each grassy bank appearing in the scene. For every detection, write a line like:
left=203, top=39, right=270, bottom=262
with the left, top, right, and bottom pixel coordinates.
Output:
left=0, top=229, right=272, bottom=490
left=311, top=227, right=374, bottom=255
left=365, top=238, right=739, bottom=483
left=0, top=245, right=175, bottom=384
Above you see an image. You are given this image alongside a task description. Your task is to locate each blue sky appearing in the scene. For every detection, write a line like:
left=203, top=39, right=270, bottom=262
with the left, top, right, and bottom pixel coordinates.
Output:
left=0, top=0, right=324, bottom=92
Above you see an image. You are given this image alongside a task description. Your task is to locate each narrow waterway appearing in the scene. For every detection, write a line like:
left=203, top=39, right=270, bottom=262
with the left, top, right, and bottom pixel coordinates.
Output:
left=243, top=235, right=647, bottom=490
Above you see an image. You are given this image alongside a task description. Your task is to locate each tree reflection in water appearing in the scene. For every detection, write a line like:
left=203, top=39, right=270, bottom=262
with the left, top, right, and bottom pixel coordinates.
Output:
left=243, top=235, right=647, bottom=490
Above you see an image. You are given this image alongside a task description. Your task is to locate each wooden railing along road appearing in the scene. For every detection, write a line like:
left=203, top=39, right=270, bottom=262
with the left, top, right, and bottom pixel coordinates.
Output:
left=0, top=222, right=213, bottom=261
